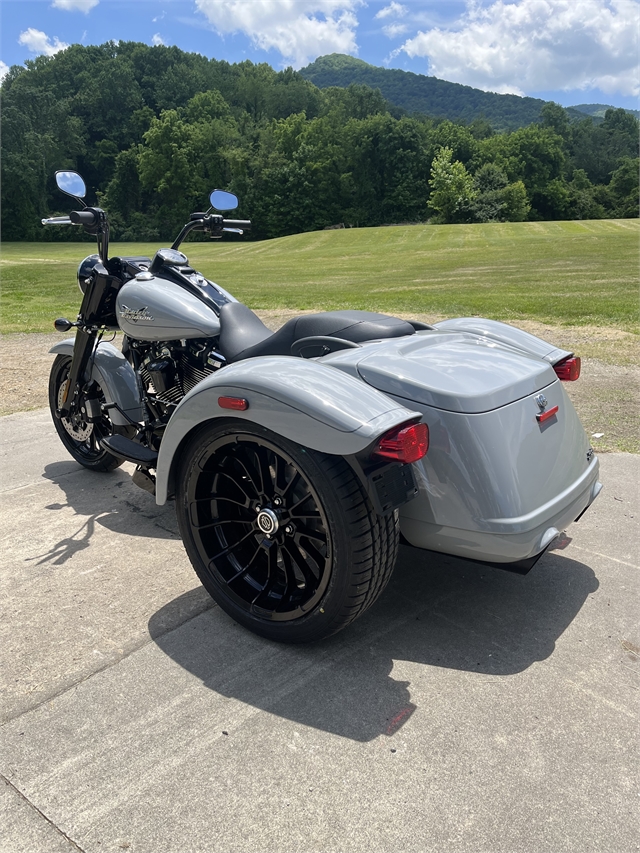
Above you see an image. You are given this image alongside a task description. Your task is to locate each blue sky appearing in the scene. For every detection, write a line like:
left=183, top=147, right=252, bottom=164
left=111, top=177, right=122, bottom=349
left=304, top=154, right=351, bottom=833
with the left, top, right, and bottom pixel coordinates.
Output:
left=1, top=0, right=638, bottom=109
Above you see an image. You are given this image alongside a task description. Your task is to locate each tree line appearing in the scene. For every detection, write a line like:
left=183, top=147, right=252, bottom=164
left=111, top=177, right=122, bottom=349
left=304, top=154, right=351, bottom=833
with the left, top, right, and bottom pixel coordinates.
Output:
left=1, top=42, right=637, bottom=242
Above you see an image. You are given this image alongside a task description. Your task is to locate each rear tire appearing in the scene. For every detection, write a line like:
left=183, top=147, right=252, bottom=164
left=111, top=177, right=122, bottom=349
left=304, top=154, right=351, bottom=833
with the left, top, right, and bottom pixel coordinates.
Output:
left=49, top=354, right=128, bottom=472
left=176, top=420, right=399, bottom=643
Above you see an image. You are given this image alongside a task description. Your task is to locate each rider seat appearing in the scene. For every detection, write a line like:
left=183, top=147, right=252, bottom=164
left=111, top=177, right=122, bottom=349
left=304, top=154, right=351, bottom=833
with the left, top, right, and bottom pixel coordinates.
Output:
left=218, top=302, right=417, bottom=363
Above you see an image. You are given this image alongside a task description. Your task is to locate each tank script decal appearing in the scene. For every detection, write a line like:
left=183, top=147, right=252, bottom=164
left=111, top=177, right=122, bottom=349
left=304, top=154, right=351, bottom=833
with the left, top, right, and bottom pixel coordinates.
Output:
left=120, top=304, right=154, bottom=322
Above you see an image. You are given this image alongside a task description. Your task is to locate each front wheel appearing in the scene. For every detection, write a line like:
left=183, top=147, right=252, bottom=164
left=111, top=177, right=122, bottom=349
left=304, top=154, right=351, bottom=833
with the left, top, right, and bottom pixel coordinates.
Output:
left=49, top=354, right=127, bottom=472
left=176, top=420, right=399, bottom=643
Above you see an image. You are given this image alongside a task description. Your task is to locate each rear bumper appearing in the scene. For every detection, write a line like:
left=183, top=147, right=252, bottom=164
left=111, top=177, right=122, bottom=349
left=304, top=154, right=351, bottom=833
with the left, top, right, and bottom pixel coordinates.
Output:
left=400, top=457, right=602, bottom=564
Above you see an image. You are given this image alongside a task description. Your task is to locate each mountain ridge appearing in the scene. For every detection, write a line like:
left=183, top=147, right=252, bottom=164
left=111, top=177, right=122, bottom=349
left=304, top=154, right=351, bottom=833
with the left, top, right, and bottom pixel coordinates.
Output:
left=300, top=54, right=637, bottom=130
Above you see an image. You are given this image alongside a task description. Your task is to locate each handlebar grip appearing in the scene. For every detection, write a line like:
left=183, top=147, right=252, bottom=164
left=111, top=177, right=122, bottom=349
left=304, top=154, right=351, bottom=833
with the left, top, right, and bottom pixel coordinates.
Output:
left=41, top=216, right=72, bottom=226
left=223, top=219, right=251, bottom=228
left=70, top=209, right=98, bottom=225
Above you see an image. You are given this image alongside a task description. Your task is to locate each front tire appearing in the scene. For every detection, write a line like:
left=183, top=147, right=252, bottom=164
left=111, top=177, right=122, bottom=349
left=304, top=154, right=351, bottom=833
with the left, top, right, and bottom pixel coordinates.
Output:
left=176, top=420, right=399, bottom=643
left=49, top=354, right=126, bottom=472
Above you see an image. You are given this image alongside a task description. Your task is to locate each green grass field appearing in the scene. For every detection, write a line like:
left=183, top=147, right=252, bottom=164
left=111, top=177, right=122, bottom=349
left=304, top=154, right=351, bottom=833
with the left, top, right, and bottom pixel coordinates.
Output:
left=1, top=219, right=638, bottom=334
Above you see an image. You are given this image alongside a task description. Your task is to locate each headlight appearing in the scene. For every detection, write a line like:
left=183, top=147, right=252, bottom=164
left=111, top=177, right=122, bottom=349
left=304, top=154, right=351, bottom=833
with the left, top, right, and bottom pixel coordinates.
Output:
left=77, top=253, right=101, bottom=294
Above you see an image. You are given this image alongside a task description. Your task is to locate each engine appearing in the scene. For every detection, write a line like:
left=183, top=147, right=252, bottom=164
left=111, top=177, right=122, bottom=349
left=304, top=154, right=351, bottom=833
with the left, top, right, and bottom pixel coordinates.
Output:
left=137, top=339, right=224, bottom=414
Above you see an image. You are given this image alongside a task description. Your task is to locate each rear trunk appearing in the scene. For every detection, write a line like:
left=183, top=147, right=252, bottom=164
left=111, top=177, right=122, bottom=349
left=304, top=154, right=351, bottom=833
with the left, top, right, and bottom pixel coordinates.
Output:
left=325, top=330, right=600, bottom=564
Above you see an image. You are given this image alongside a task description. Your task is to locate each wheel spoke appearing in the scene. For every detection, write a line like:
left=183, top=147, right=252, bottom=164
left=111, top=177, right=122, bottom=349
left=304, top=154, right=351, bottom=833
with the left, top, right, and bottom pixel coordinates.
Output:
left=274, top=452, right=288, bottom=495
left=191, top=494, right=250, bottom=509
left=289, top=491, right=315, bottom=515
left=295, top=536, right=326, bottom=571
left=192, top=517, right=252, bottom=532
left=209, top=529, right=256, bottom=563
left=281, top=470, right=301, bottom=501
left=290, top=509, right=321, bottom=521
left=232, top=450, right=262, bottom=499
left=258, top=445, right=276, bottom=499
left=252, top=546, right=279, bottom=607
left=283, top=539, right=319, bottom=587
left=295, top=525, right=327, bottom=544
left=227, top=543, right=262, bottom=583
left=215, top=469, right=256, bottom=503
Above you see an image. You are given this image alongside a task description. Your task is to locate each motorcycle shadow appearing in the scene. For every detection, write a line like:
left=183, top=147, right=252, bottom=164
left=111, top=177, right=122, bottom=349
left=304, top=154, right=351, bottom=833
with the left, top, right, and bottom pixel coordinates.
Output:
left=148, top=545, right=598, bottom=743
left=34, top=461, right=179, bottom=566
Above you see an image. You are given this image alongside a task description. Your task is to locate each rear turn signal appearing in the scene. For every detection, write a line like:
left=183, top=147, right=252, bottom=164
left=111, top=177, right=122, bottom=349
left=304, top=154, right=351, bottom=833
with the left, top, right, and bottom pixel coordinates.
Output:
left=554, top=356, right=581, bottom=381
left=374, top=422, right=429, bottom=464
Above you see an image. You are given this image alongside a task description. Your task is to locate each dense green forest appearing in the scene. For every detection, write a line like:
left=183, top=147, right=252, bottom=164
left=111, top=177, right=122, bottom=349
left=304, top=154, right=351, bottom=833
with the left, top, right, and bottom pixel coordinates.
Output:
left=300, top=54, right=547, bottom=130
left=570, top=103, right=640, bottom=121
left=1, top=42, right=637, bottom=242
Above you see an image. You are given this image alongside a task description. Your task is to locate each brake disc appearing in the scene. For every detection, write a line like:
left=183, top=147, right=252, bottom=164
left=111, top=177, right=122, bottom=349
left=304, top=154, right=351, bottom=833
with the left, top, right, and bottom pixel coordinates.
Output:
left=57, top=380, right=93, bottom=442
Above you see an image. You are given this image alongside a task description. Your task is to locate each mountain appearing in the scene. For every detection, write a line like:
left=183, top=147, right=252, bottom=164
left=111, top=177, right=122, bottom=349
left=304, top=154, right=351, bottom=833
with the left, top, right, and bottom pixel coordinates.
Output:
left=299, top=54, right=547, bottom=131
left=568, top=103, right=640, bottom=120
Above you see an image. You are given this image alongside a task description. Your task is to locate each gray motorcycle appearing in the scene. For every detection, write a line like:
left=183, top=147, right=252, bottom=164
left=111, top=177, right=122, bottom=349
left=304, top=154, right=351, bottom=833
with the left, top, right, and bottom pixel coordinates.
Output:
left=44, top=170, right=602, bottom=642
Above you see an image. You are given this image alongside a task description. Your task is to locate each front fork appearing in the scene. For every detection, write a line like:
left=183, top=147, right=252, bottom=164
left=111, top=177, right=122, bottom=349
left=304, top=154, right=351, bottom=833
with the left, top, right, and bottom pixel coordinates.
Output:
left=56, top=326, right=97, bottom=419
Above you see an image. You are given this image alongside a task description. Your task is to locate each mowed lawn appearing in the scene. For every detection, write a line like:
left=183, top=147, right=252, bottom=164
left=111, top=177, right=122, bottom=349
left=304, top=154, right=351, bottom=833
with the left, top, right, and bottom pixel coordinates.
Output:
left=1, top=219, right=638, bottom=334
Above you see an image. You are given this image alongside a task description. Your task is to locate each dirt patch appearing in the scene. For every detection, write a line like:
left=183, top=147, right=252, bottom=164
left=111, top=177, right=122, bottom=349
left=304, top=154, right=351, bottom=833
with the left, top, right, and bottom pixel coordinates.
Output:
left=0, top=311, right=310, bottom=418
left=1, top=313, right=637, bottom=453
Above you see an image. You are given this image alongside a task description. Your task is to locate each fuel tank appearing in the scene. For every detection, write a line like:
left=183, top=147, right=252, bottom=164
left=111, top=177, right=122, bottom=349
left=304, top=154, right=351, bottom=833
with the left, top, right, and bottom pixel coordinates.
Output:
left=116, top=274, right=221, bottom=341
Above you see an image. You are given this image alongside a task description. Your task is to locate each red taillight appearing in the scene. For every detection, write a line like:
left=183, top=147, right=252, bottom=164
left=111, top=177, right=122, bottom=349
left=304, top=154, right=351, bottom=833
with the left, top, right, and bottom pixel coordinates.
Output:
left=218, top=396, right=249, bottom=411
left=374, top=422, right=429, bottom=463
left=554, top=356, right=581, bottom=381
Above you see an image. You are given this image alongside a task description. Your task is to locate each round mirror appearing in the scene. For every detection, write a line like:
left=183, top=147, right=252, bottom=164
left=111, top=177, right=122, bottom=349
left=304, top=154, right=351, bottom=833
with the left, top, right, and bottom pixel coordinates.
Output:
left=55, top=170, right=86, bottom=199
left=209, top=190, right=238, bottom=211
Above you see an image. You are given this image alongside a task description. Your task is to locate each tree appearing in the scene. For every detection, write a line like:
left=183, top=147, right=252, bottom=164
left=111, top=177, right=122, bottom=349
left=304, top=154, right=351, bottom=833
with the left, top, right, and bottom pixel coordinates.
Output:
left=609, top=158, right=639, bottom=218
left=471, top=163, right=529, bottom=222
left=428, top=147, right=476, bottom=223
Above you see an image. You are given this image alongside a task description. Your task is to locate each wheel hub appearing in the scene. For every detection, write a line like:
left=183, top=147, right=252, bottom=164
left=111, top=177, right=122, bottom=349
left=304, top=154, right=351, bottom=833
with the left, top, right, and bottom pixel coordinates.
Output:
left=256, top=507, right=279, bottom=536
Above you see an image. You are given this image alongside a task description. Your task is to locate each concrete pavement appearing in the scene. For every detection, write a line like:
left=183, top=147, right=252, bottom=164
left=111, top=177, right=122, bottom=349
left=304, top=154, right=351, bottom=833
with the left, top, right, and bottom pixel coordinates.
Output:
left=1, top=409, right=638, bottom=852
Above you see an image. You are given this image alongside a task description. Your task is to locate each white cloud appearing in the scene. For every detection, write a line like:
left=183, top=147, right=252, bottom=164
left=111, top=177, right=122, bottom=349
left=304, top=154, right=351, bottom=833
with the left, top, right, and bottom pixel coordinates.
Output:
left=398, top=0, right=640, bottom=97
left=18, top=28, right=69, bottom=57
left=0, top=60, right=10, bottom=81
left=51, top=0, right=99, bottom=12
left=382, top=22, right=409, bottom=39
left=152, top=33, right=166, bottom=46
left=375, top=2, right=407, bottom=20
left=195, top=0, right=362, bottom=68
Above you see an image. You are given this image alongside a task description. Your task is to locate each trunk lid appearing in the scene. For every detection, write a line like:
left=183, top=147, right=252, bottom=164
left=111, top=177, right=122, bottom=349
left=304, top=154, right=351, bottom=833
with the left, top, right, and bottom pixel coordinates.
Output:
left=356, top=331, right=557, bottom=413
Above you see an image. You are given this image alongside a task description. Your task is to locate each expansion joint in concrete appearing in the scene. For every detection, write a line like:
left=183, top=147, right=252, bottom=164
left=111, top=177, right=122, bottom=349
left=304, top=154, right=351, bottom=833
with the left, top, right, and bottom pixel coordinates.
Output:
left=0, top=772, right=86, bottom=852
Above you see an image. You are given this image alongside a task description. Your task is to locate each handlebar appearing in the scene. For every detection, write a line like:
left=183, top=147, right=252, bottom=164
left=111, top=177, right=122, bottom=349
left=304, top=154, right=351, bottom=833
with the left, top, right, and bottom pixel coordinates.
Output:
left=41, top=209, right=99, bottom=227
left=223, top=219, right=251, bottom=228
left=42, top=216, right=73, bottom=226
left=70, top=209, right=98, bottom=226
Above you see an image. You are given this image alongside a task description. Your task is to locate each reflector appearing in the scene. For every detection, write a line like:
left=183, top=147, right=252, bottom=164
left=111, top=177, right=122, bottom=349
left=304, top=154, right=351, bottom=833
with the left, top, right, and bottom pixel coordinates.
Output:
left=537, top=405, right=559, bottom=423
left=218, top=396, right=249, bottom=411
left=374, top=422, right=429, bottom=463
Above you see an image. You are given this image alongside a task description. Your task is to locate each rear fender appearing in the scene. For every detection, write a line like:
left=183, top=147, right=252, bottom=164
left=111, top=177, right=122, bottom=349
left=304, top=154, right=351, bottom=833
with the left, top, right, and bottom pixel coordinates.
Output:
left=434, top=318, right=573, bottom=365
left=49, top=338, right=143, bottom=426
left=155, top=355, right=419, bottom=505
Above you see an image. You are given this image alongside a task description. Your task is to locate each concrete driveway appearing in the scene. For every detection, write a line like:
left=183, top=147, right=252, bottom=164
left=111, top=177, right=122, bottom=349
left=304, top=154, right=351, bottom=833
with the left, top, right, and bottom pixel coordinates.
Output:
left=1, top=409, right=638, bottom=853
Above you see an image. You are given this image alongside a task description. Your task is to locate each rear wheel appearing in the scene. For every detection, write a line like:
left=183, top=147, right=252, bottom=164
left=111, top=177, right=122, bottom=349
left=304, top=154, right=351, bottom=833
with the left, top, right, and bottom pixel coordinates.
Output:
left=176, top=420, right=399, bottom=643
left=49, top=354, right=127, bottom=472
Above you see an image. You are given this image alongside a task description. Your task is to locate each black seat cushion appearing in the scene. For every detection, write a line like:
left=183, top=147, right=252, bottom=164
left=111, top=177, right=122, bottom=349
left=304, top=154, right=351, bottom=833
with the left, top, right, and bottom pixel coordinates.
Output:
left=218, top=303, right=415, bottom=363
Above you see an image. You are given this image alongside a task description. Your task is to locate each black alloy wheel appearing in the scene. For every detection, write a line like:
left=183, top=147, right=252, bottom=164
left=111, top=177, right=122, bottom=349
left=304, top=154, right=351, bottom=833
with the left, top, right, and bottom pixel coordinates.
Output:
left=177, top=421, right=399, bottom=643
left=48, top=354, right=126, bottom=472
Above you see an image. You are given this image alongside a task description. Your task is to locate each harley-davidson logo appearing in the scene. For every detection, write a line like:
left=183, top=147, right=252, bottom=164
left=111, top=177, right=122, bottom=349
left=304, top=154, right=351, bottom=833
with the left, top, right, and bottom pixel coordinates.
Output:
left=120, top=304, right=154, bottom=323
